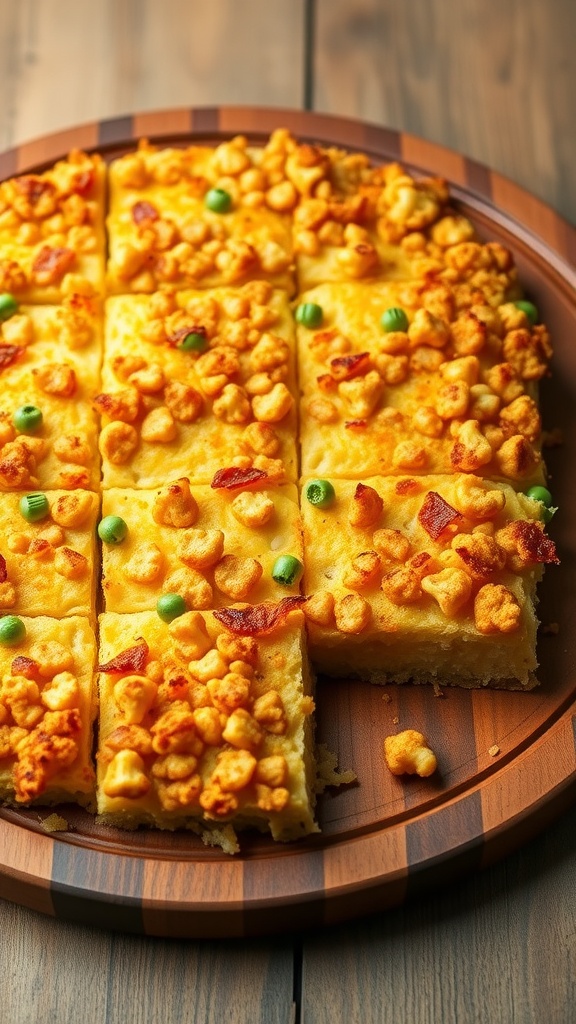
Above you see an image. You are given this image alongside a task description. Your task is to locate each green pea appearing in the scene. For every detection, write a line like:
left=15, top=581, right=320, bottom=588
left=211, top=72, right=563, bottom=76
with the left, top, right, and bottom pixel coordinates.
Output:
left=98, top=515, right=128, bottom=544
left=157, top=593, right=187, bottom=622
left=0, top=616, right=26, bottom=647
left=380, top=307, right=409, bottom=333
left=514, top=300, right=539, bottom=326
left=271, top=554, right=303, bottom=587
left=178, top=331, right=208, bottom=353
left=525, top=485, right=553, bottom=508
left=19, top=492, right=49, bottom=523
left=205, top=188, right=232, bottom=213
left=304, top=479, right=336, bottom=509
left=0, top=293, right=18, bottom=322
left=295, top=303, right=323, bottom=329
left=13, top=404, right=43, bottom=434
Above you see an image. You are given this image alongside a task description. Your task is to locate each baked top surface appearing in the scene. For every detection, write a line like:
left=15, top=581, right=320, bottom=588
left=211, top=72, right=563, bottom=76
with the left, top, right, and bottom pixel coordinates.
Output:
left=0, top=128, right=560, bottom=834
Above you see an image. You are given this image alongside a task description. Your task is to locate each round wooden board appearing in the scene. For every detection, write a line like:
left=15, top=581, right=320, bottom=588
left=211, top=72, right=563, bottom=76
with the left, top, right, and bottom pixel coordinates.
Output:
left=0, top=107, right=575, bottom=938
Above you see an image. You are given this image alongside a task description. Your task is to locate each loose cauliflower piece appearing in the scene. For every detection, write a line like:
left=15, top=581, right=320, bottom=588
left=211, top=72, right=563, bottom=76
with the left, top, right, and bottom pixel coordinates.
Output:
left=221, top=707, right=263, bottom=751
left=384, top=730, right=437, bottom=777
left=334, top=592, right=371, bottom=633
left=213, top=554, right=263, bottom=600
left=231, top=490, right=275, bottom=528
left=177, top=528, right=225, bottom=569
left=40, top=671, right=80, bottom=711
left=50, top=491, right=95, bottom=528
left=421, top=567, right=472, bottom=616
left=211, top=749, right=257, bottom=792
left=140, top=406, right=177, bottom=443
left=348, top=483, right=383, bottom=528
left=99, top=421, right=139, bottom=465
left=303, top=590, right=335, bottom=626
left=123, top=542, right=163, bottom=584
left=474, top=584, right=521, bottom=634
left=113, top=674, right=157, bottom=724
left=103, top=749, right=151, bottom=799
left=168, top=611, right=212, bottom=660
left=152, top=478, right=199, bottom=528
left=342, top=550, right=382, bottom=590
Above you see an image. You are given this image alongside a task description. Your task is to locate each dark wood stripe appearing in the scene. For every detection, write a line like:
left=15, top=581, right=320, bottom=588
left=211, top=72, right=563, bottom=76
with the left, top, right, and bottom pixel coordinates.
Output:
left=98, top=115, right=135, bottom=148
left=243, top=848, right=325, bottom=935
left=51, top=843, right=144, bottom=932
left=191, top=107, right=221, bottom=134
left=405, top=791, right=484, bottom=896
left=464, top=156, right=493, bottom=199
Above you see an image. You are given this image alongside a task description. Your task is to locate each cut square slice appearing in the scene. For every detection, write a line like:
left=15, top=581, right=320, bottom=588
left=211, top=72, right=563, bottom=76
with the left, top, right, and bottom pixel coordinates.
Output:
left=0, top=615, right=97, bottom=806
left=100, top=482, right=303, bottom=613
left=297, top=282, right=549, bottom=488
left=0, top=489, right=99, bottom=619
left=300, top=473, right=558, bottom=689
left=106, top=139, right=295, bottom=294
left=97, top=283, right=298, bottom=486
left=0, top=151, right=106, bottom=302
left=97, top=606, right=317, bottom=845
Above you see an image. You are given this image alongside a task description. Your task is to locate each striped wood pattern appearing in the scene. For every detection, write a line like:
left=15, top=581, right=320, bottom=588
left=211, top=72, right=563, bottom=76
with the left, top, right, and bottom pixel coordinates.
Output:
left=0, top=108, right=575, bottom=938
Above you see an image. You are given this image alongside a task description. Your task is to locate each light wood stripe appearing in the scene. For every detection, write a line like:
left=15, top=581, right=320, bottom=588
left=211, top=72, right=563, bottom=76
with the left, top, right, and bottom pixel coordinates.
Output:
left=401, top=133, right=467, bottom=184
left=0, top=819, right=54, bottom=916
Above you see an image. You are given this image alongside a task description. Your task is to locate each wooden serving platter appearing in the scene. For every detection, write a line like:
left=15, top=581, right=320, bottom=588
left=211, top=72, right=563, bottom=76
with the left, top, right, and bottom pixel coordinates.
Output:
left=0, top=107, right=575, bottom=938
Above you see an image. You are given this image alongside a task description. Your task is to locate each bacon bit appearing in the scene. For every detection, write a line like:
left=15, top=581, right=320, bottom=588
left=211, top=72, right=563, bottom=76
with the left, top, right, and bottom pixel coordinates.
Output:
left=211, top=467, right=269, bottom=491
left=11, top=655, right=41, bottom=680
left=329, top=352, right=371, bottom=381
left=410, top=552, right=433, bottom=571
left=132, top=200, right=160, bottom=225
left=345, top=419, right=368, bottom=431
left=0, top=345, right=24, bottom=371
left=98, top=639, right=149, bottom=675
left=317, top=373, right=337, bottom=394
left=166, top=324, right=207, bottom=348
left=0, top=554, right=7, bottom=583
left=512, top=521, right=560, bottom=565
left=395, top=479, right=420, bottom=495
left=418, top=491, right=462, bottom=540
left=70, top=168, right=95, bottom=197
left=15, top=176, right=56, bottom=205
left=213, top=597, right=308, bottom=636
left=32, top=246, right=76, bottom=280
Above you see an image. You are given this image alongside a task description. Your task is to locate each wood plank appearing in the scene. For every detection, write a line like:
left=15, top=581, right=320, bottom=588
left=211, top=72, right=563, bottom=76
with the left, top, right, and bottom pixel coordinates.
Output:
left=301, top=802, right=576, bottom=1024
left=0, top=898, right=296, bottom=1024
left=0, top=0, right=306, bottom=149
left=314, top=0, right=576, bottom=224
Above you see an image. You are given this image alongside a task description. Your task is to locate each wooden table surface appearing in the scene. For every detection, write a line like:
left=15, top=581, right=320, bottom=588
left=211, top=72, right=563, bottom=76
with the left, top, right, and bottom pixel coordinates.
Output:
left=1, top=2, right=575, bottom=1021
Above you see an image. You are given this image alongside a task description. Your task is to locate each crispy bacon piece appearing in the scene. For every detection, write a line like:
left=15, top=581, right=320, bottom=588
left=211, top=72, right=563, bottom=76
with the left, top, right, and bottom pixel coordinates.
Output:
left=166, top=324, right=207, bottom=348
left=211, top=467, right=268, bottom=491
left=70, top=168, right=95, bottom=197
left=511, top=521, right=560, bottom=565
left=32, top=246, right=76, bottom=282
left=11, top=655, right=41, bottom=681
left=0, top=345, right=24, bottom=371
left=418, top=491, right=462, bottom=540
left=15, top=176, right=57, bottom=206
left=98, top=639, right=149, bottom=675
left=395, top=479, right=421, bottom=495
left=330, top=352, right=371, bottom=381
left=214, top=597, right=308, bottom=636
left=132, top=200, right=159, bottom=225
left=345, top=419, right=368, bottom=431
left=0, top=554, right=7, bottom=583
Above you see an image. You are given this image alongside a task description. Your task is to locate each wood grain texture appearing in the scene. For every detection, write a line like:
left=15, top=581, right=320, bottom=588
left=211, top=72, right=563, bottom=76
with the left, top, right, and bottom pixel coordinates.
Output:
left=300, top=801, right=576, bottom=1024
left=0, top=0, right=305, bottom=149
left=0, top=111, right=574, bottom=940
left=0, top=900, right=295, bottom=1024
left=314, top=0, right=576, bottom=225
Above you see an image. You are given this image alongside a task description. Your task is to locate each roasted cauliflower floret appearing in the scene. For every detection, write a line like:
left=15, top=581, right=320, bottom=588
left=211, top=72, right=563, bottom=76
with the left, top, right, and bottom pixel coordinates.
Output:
left=474, top=583, right=521, bottom=634
left=384, top=729, right=437, bottom=777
